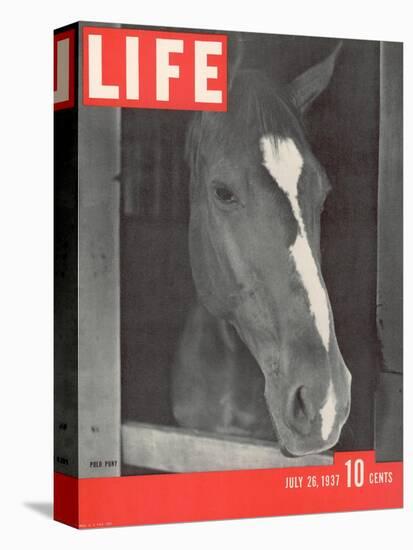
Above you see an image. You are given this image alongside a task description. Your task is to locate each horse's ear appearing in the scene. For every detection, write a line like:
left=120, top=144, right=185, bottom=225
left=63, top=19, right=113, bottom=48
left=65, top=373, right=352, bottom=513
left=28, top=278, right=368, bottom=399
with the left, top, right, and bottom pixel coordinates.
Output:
left=288, top=41, right=342, bottom=113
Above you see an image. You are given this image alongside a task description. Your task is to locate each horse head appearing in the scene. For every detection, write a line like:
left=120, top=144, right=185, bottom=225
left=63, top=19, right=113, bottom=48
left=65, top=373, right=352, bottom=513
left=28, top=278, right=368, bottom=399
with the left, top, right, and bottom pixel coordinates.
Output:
left=185, top=44, right=351, bottom=456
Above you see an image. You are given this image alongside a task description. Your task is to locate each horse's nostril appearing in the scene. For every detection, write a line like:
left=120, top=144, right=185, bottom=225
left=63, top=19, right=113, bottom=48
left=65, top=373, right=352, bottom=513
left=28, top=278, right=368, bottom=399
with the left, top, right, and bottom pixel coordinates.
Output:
left=288, top=386, right=316, bottom=435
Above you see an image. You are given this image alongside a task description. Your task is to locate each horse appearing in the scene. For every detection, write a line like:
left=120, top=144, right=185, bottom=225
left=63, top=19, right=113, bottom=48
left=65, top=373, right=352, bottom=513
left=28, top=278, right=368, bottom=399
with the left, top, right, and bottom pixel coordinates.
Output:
left=171, top=43, right=351, bottom=457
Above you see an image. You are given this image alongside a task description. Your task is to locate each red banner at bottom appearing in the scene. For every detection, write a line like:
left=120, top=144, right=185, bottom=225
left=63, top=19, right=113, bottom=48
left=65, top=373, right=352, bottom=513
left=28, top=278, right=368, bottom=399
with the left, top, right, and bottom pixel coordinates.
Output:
left=54, top=451, right=403, bottom=529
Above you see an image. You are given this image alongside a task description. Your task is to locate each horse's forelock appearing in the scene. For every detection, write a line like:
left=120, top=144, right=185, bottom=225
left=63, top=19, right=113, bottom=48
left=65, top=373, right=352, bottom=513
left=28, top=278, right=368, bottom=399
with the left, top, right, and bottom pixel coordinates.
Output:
left=231, top=70, right=305, bottom=140
left=185, top=71, right=307, bottom=185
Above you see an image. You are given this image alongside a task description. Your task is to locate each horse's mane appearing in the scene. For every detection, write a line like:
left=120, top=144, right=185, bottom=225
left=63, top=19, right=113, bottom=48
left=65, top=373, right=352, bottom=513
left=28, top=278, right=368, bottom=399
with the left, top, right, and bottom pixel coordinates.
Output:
left=186, top=69, right=306, bottom=181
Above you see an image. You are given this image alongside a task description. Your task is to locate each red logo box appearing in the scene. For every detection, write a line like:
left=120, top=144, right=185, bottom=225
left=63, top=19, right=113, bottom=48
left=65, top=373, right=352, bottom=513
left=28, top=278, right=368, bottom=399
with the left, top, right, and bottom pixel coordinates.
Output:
left=82, top=27, right=227, bottom=111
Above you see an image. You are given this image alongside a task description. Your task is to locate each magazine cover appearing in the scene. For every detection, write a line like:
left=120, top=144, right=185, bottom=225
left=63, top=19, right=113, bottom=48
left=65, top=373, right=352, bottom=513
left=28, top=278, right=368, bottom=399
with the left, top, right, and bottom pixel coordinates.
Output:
left=54, top=21, right=403, bottom=528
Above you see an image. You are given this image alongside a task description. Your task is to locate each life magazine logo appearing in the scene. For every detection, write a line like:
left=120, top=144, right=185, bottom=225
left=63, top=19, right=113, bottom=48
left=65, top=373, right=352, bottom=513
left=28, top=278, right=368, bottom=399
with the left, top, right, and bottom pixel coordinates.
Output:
left=54, top=26, right=228, bottom=111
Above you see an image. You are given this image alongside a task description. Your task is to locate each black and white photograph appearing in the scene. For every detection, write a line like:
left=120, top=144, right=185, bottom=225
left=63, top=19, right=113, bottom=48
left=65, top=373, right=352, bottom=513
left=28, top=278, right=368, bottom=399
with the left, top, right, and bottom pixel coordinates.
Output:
left=55, top=26, right=402, bottom=481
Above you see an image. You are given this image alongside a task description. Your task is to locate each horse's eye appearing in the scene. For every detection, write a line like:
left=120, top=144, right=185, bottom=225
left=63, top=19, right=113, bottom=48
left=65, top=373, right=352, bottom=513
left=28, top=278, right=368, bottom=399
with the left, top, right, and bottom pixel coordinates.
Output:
left=214, top=185, right=237, bottom=204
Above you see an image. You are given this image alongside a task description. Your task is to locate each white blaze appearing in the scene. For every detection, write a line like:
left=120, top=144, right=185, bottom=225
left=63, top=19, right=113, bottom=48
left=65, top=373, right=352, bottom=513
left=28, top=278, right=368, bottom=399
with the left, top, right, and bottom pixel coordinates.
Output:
left=259, top=135, right=330, bottom=351
left=320, top=381, right=337, bottom=440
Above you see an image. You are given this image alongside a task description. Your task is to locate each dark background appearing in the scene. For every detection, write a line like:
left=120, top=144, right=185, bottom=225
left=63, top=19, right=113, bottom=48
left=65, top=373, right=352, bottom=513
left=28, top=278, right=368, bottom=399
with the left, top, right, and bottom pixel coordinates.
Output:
left=120, top=34, right=381, bottom=470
